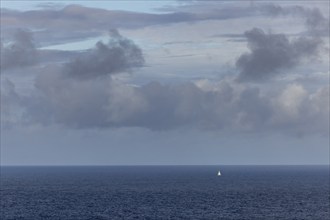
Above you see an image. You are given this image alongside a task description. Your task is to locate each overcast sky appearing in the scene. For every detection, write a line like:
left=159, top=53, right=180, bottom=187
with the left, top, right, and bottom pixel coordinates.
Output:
left=1, top=0, right=329, bottom=165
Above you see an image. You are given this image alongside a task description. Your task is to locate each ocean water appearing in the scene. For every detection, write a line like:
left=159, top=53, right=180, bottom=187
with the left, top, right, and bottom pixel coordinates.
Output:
left=1, top=166, right=329, bottom=220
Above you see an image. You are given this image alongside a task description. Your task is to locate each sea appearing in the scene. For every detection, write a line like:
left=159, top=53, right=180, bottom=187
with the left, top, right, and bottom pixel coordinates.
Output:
left=1, top=165, right=329, bottom=220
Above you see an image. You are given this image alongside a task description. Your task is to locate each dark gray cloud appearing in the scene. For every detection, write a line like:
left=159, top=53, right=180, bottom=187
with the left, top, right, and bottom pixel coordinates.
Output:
left=234, top=3, right=328, bottom=81
left=0, top=28, right=145, bottom=76
left=0, top=29, right=38, bottom=71
left=38, top=50, right=79, bottom=64
left=64, top=30, right=144, bottom=79
left=263, top=4, right=329, bottom=36
left=236, top=28, right=323, bottom=81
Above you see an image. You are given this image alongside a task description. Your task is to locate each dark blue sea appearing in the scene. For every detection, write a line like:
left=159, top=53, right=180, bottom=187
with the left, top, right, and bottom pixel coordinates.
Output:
left=1, top=166, right=329, bottom=220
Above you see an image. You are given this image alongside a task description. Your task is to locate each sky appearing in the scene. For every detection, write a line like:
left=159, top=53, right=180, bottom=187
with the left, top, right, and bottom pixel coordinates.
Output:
left=0, top=0, right=329, bottom=165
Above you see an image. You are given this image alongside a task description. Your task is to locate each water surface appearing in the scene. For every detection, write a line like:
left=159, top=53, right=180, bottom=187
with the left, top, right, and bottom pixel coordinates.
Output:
left=1, top=165, right=329, bottom=219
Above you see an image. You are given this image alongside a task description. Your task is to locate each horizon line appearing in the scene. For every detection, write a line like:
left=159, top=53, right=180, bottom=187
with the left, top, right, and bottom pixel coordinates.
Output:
left=1, top=164, right=329, bottom=167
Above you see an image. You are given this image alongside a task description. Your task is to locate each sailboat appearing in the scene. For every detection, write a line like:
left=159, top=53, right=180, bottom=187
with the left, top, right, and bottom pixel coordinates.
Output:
left=217, top=170, right=221, bottom=176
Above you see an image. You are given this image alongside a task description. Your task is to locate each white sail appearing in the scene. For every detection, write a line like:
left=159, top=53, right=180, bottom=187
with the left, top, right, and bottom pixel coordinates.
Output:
left=217, top=170, right=221, bottom=176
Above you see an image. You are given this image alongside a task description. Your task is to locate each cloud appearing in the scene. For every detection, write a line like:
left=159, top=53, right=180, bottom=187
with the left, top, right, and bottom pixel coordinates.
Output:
left=236, top=28, right=323, bottom=81
left=3, top=71, right=327, bottom=136
left=0, top=79, right=23, bottom=128
left=270, top=84, right=329, bottom=136
left=0, top=4, right=328, bottom=137
left=1, top=29, right=327, bottom=136
left=0, top=29, right=38, bottom=71
left=64, top=30, right=144, bottom=79
left=0, top=5, right=200, bottom=46
left=263, top=4, right=329, bottom=36
left=234, top=4, right=328, bottom=81
left=3, top=3, right=328, bottom=46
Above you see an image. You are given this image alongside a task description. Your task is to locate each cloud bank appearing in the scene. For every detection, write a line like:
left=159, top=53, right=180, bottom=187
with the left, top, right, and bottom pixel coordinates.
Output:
left=3, top=71, right=327, bottom=136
